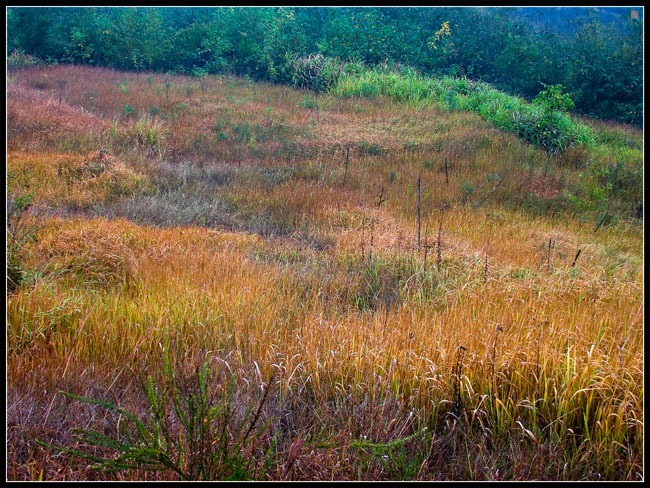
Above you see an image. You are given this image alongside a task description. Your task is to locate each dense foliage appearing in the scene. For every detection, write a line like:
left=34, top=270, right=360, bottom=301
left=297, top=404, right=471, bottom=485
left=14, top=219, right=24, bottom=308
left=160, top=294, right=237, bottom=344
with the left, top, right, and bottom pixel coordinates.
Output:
left=7, top=7, right=643, bottom=125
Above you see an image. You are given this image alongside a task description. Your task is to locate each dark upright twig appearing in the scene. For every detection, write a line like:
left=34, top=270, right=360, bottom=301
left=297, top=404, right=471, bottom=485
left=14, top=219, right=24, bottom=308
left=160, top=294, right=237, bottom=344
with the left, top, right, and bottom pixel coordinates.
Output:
left=445, top=157, right=449, bottom=185
left=594, top=212, right=609, bottom=233
left=437, top=207, right=445, bottom=267
left=571, top=248, right=582, bottom=267
left=417, top=174, right=421, bottom=250
left=483, top=221, right=492, bottom=282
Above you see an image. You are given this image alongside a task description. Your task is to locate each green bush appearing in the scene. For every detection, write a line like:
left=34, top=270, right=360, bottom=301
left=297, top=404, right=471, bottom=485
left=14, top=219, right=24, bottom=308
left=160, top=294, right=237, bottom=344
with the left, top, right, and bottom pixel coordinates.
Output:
left=533, top=84, right=575, bottom=113
left=231, top=122, right=252, bottom=143
left=297, top=94, right=318, bottom=110
left=115, top=80, right=129, bottom=94
left=591, top=160, right=642, bottom=204
left=360, top=141, right=383, bottom=156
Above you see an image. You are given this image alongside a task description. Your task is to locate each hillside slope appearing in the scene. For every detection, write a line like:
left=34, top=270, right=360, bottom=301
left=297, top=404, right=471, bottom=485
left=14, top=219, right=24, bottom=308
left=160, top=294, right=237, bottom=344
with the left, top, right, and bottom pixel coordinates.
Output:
left=7, top=65, right=643, bottom=481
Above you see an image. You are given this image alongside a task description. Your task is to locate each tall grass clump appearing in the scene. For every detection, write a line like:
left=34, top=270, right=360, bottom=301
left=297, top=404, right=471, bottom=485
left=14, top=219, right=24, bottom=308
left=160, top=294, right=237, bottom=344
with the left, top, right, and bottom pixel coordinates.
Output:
left=109, top=116, right=168, bottom=157
left=6, top=193, right=39, bottom=292
left=288, top=54, right=346, bottom=93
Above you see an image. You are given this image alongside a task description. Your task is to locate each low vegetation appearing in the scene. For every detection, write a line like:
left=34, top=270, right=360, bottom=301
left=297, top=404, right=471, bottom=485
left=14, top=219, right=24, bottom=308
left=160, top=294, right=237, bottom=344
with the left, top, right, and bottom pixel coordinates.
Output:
left=329, top=64, right=594, bottom=155
left=6, top=64, right=643, bottom=481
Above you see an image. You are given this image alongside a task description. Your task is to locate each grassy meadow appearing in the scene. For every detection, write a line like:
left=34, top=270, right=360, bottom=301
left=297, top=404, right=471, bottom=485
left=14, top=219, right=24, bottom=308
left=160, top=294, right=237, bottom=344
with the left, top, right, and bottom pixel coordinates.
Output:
left=6, top=65, right=643, bottom=481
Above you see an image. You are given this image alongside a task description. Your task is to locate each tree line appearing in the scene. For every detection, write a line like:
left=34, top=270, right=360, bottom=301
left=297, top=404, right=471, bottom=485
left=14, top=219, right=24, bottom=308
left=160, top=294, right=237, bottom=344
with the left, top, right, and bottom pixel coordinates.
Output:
left=7, top=6, right=643, bottom=126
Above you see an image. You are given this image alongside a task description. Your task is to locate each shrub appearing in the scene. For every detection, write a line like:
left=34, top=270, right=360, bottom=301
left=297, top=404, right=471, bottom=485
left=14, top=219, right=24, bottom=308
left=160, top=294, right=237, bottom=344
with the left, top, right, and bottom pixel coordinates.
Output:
left=510, top=110, right=574, bottom=155
left=192, top=67, right=208, bottom=92
left=360, top=141, right=383, bottom=156
left=591, top=160, right=642, bottom=204
left=298, top=94, right=318, bottom=110
left=115, top=80, right=129, bottom=94
left=7, top=49, right=39, bottom=70
left=289, top=54, right=344, bottom=92
left=232, top=122, right=252, bottom=143
left=533, top=84, right=575, bottom=113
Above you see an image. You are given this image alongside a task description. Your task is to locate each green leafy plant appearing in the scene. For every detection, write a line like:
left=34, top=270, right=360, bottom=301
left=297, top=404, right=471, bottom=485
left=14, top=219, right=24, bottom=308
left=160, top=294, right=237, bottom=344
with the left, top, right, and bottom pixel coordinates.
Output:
left=41, top=350, right=275, bottom=481
left=298, top=94, right=318, bottom=110
left=63, top=29, right=94, bottom=64
left=192, top=67, right=209, bottom=93
left=360, top=141, right=383, bottom=156
left=115, top=80, right=129, bottom=94
left=533, top=84, right=575, bottom=113
left=349, top=428, right=429, bottom=479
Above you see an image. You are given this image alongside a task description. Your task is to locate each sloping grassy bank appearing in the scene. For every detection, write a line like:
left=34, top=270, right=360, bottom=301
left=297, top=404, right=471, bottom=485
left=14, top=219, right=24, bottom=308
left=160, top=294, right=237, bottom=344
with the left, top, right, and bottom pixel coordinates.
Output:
left=323, top=64, right=641, bottom=220
left=7, top=65, right=643, bottom=481
left=331, top=66, right=593, bottom=155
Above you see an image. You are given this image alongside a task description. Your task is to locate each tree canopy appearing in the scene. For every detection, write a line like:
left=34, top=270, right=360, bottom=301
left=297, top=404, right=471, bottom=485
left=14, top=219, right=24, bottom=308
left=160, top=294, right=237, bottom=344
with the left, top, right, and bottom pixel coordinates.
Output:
left=7, top=6, right=643, bottom=125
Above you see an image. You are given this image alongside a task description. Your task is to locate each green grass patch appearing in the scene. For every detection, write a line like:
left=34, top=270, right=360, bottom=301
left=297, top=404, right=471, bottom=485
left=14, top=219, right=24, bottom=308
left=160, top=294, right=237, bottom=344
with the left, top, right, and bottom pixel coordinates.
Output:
left=331, top=66, right=594, bottom=155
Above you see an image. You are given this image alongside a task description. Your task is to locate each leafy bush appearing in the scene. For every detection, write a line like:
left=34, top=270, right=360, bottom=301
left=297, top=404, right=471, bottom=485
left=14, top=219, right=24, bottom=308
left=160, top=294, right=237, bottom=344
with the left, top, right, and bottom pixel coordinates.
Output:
left=591, top=160, right=642, bottom=204
left=231, top=122, right=252, bottom=143
left=533, top=84, right=575, bottom=113
left=115, top=79, right=129, bottom=94
left=360, top=141, right=383, bottom=156
left=510, top=109, right=574, bottom=155
left=192, top=67, right=208, bottom=92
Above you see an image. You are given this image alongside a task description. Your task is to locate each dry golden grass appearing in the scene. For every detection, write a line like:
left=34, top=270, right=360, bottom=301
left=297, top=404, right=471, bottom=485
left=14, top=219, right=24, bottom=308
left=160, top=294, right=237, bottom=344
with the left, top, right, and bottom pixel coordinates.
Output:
left=8, top=151, right=151, bottom=210
left=6, top=65, right=643, bottom=481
